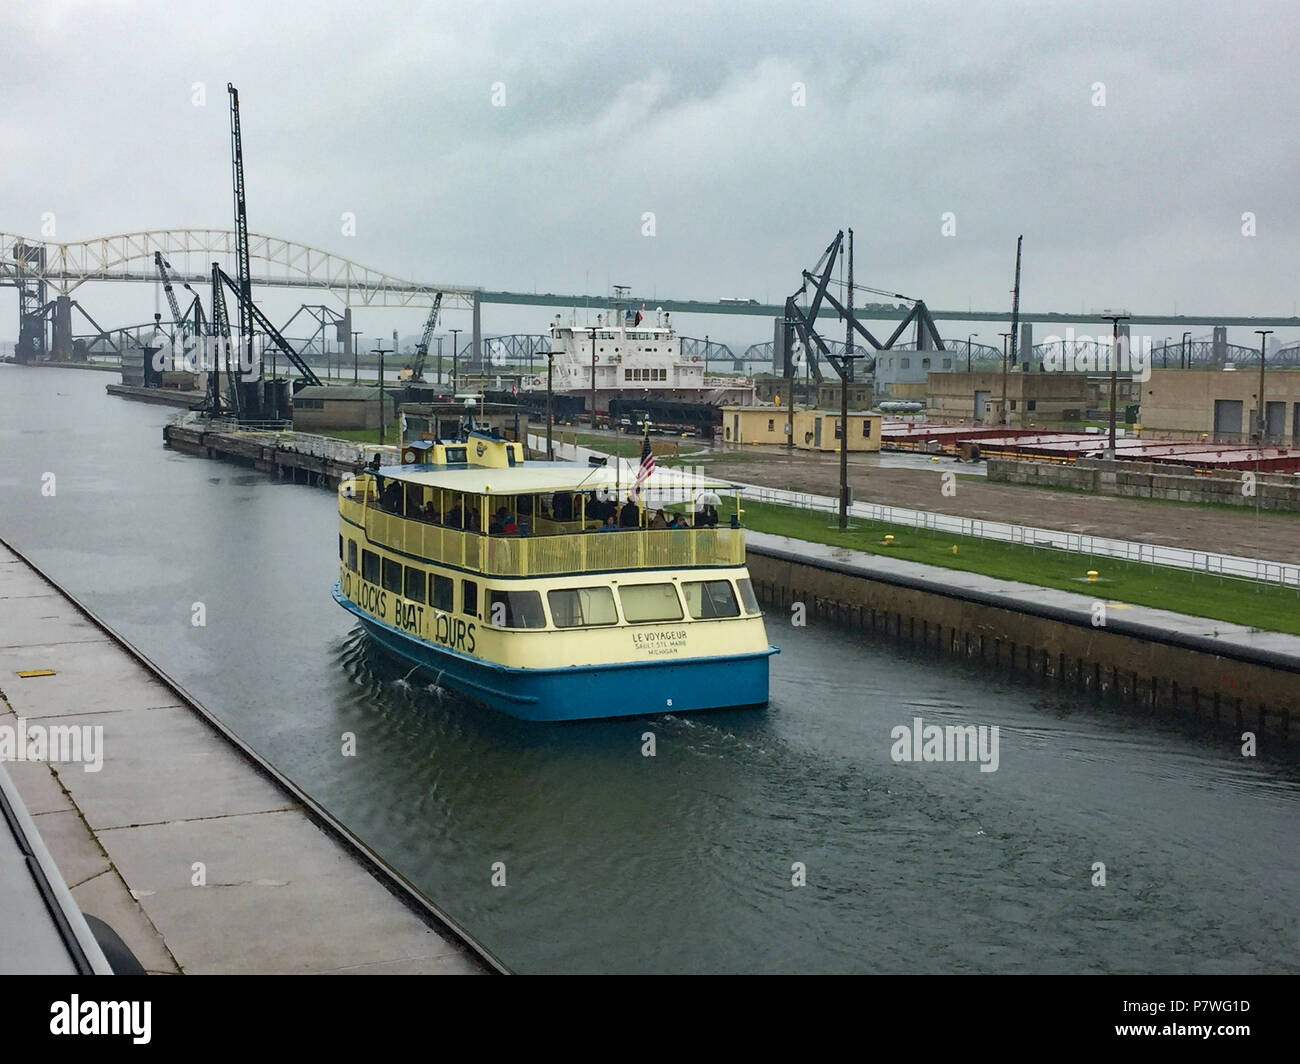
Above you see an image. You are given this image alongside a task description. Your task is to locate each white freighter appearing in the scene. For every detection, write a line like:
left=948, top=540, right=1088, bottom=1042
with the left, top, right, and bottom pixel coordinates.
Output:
left=523, top=308, right=753, bottom=408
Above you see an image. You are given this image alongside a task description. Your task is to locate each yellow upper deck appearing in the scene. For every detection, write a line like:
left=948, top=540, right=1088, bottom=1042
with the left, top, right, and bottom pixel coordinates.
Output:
left=341, top=432, right=744, bottom=578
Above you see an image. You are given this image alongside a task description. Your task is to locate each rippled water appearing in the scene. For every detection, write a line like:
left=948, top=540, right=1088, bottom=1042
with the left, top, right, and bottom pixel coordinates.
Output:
left=2, top=364, right=1297, bottom=973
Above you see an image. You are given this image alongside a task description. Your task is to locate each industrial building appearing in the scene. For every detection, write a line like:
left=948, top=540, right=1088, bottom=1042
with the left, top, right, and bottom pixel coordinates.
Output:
left=291, top=385, right=397, bottom=431
left=1139, top=367, right=1300, bottom=443
left=926, top=371, right=1092, bottom=426
left=721, top=406, right=882, bottom=451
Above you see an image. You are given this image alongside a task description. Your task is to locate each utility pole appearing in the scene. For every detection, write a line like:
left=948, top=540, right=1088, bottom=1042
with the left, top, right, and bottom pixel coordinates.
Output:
left=1181, top=331, right=1190, bottom=369
left=546, top=349, right=554, bottom=460
left=1255, top=329, right=1273, bottom=443
left=372, top=339, right=391, bottom=446
left=589, top=326, right=598, bottom=430
left=450, top=328, right=461, bottom=394
left=352, top=330, right=360, bottom=384
left=967, top=333, right=978, bottom=372
left=1103, top=313, right=1130, bottom=456
left=839, top=228, right=853, bottom=530
left=1005, top=236, right=1022, bottom=426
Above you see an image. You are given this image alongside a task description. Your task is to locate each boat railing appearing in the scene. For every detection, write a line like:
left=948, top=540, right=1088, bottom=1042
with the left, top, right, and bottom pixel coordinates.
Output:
left=346, top=489, right=744, bottom=575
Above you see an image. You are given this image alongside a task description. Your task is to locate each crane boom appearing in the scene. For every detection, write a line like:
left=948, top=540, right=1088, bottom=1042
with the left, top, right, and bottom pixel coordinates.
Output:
left=409, top=292, right=443, bottom=380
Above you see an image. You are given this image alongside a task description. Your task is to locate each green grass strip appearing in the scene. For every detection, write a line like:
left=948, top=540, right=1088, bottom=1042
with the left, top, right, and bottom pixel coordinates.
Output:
left=729, top=498, right=1300, bottom=636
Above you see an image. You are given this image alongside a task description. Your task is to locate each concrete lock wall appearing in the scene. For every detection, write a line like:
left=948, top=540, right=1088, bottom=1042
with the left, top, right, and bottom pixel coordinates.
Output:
left=746, top=549, right=1296, bottom=743
left=987, top=457, right=1300, bottom=512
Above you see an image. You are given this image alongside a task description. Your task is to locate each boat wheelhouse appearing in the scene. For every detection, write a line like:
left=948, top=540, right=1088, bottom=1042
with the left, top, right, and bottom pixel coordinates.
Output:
left=333, top=432, right=776, bottom=721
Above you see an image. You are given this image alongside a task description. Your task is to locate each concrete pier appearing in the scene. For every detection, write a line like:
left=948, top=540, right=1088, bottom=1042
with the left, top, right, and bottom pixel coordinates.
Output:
left=748, top=532, right=1300, bottom=745
left=0, top=538, right=496, bottom=974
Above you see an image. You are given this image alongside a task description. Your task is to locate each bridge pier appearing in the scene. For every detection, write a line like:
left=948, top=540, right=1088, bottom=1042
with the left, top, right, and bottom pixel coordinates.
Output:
left=51, top=296, right=74, bottom=361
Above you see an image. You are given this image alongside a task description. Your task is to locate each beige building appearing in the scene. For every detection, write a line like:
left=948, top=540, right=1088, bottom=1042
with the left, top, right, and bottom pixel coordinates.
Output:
left=926, top=371, right=1090, bottom=426
left=721, top=406, right=882, bottom=451
left=1140, top=367, right=1300, bottom=442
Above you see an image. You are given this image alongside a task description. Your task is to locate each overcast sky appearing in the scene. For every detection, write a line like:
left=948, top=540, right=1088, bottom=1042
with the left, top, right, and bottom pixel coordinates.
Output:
left=2, top=0, right=1298, bottom=348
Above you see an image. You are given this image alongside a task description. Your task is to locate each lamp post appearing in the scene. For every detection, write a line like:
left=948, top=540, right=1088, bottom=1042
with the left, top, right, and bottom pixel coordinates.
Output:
left=372, top=339, right=391, bottom=446
left=589, top=326, right=598, bottom=430
left=1162, top=336, right=1171, bottom=369
left=1102, top=313, right=1130, bottom=456
left=1255, top=329, right=1273, bottom=443
left=351, top=330, right=360, bottom=384
left=967, top=333, right=978, bottom=372
left=998, top=332, right=1010, bottom=423
left=450, top=328, right=461, bottom=395
left=1181, top=331, right=1191, bottom=369
left=546, top=349, right=554, bottom=460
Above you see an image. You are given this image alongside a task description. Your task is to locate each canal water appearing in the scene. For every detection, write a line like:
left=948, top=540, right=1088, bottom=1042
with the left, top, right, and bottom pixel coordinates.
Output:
left=2, top=364, right=1297, bottom=973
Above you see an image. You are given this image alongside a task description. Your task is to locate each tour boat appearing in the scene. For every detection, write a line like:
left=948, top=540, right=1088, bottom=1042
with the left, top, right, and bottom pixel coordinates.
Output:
left=332, top=431, right=776, bottom=721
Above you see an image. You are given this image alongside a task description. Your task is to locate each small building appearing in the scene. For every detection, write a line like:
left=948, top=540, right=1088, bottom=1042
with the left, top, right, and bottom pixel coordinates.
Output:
left=721, top=406, right=882, bottom=451
left=1140, top=367, right=1300, bottom=443
left=926, top=370, right=1090, bottom=426
left=292, top=385, right=397, bottom=431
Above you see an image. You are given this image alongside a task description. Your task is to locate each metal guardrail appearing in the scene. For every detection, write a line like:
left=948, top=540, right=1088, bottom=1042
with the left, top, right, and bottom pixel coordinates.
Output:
left=350, top=495, right=744, bottom=576
left=737, top=483, right=1300, bottom=591
left=169, top=411, right=366, bottom=464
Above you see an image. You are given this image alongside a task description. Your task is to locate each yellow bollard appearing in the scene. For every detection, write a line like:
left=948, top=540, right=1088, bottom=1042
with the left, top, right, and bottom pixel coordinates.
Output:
left=951, top=545, right=959, bottom=554
left=1087, top=570, right=1098, bottom=582
left=884, top=534, right=895, bottom=545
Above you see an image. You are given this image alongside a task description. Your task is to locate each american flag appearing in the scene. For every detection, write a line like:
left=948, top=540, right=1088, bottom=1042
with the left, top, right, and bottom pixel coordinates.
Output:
left=634, top=425, right=655, bottom=489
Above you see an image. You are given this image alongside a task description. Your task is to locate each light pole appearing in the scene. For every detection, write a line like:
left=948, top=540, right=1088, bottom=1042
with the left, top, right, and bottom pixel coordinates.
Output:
left=1102, top=313, right=1130, bottom=456
left=372, top=339, right=391, bottom=446
left=546, top=349, right=554, bottom=460
left=1181, top=331, right=1191, bottom=369
left=450, top=328, right=461, bottom=395
left=998, top=332, right=1010, bottom=423
left=589, top=326, right=598, bottom=430
left=351, top=330, right=360, bottom=384
left=1255, top=329, right=1273, bottom=442
left=967, top=333, right=978, bottom=372
left=1162, top=336, right=1171, bottom=369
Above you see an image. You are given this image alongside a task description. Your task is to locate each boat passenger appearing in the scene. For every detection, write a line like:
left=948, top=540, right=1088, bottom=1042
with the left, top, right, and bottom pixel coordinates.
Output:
left=650, top=509, right=669, bottom=530
left=503, top=515, right=520, bottom=535
left=667, top=513, right=688, bottom=530
left=598, top=514, right=619, bottom=532
left=446, top=503, right=463, bottom=528
left=552, top=491, right=572, bottom=520
left=619, top=498, right=640, bottom=528
left=694, top=504, right=719, bottom=528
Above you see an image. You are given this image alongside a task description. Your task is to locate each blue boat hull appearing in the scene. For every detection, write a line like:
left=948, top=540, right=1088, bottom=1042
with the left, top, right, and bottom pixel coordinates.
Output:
left=333, top=584, right=776, bottom=722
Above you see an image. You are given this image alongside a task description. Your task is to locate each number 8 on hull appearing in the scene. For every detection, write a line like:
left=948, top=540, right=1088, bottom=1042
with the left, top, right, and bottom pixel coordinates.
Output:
left=334, top=432, right=777, bottom=721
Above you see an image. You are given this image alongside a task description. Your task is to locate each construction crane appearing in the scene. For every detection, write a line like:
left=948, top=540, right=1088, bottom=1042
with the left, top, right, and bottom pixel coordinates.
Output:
left=222, top=83, right=320, bottom=398
left=403, top=292, right=443, bottom=381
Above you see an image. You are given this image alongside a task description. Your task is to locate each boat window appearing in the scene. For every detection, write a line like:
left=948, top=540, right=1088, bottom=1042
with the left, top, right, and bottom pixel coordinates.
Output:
left=488, top=589, right=546, bottom=629
left=347, top=539, right=358, bottom=573
left=619, top=583, right=683, bottom=623
left=404, top=567, right=426, bottom=604
left=462, top=580, right=479, bottom=617
left=547, top=587, right=618, bottom=628
left=338, top=534, right=344, bottom=560
left=382, top=558, right=403, bottom=594
left=432, top=574, right=453, bottom=611
left=362, top=549, right=380, bottom=585
left=735, top=578, right=761, bottom=615
left=682, top=580, right=740, bottom=619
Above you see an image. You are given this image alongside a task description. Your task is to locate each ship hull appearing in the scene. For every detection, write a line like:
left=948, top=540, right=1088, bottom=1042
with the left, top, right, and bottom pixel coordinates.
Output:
left=334, top=584, right=775, bottom=722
